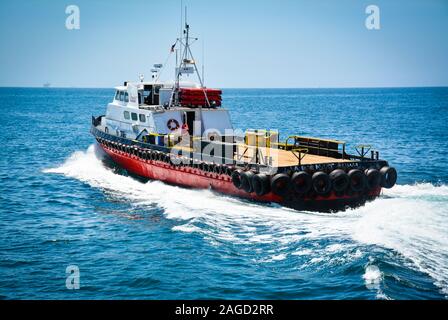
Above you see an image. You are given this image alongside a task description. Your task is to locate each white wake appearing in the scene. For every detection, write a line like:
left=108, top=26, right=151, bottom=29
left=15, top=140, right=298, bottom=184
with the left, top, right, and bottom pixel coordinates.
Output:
left=45, top=144, right=448, bottom=296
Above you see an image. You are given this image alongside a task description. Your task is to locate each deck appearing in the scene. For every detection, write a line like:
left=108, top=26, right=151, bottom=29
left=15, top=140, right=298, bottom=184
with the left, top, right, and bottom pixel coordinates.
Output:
left=170, top=142, right=352, bottom=168
left=235, top=145, right=351, bottom=167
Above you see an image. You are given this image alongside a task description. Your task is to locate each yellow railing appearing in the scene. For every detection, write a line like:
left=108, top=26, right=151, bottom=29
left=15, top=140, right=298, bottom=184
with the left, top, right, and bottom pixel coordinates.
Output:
left=279, top=135, right=346, bottom=158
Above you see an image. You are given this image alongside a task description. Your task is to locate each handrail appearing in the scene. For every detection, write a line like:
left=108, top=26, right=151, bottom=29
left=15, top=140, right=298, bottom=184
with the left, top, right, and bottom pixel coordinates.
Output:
left=286, top=135, right=345, bottom=145
left=275, top=142, right=340, bottom=153
left=282, top=135, right=346, bottom=159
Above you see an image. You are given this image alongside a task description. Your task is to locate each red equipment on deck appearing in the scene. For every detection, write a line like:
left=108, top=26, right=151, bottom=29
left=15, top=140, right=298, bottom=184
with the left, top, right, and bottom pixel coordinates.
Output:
left=179, top=88, right=222, bottom=107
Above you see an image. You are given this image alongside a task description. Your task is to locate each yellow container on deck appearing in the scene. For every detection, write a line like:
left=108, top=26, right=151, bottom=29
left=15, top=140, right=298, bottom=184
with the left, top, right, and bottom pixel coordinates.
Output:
left=245, top=129, right=279, bottom=148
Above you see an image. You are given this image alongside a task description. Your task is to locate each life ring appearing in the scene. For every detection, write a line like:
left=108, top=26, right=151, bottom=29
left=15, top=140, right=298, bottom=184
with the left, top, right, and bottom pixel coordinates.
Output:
left=167, top=119, right=180, bottom=131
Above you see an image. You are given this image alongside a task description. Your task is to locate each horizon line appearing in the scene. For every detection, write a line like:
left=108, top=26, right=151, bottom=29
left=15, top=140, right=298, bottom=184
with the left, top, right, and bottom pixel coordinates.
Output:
left=1, top=85, right=448, bottom=90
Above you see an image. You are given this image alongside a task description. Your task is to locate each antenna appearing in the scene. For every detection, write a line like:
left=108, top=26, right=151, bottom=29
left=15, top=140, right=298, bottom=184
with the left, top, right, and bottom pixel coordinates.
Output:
left=202, top=38, right=205, bottom=85
left=180, top=0, right=183, bottom=51
left=170, top=5, right=211, bottom=126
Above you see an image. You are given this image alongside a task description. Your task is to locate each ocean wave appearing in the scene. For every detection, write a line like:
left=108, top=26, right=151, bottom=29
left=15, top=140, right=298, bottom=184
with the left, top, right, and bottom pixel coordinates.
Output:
left=383, top=183, right=448, bottom=198
left=363, top=263, right=388, bottom=299
left=45, top=144, right=448, bottom=297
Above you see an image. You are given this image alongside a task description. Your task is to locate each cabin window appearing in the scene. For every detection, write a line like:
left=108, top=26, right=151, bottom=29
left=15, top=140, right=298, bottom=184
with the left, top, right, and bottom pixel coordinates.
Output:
left=124, top=92, right=129, bottom=103
left=131, top=112, right=138, bottom=121
left=139, top=114, right=146, bottom=122
left=115, top=91, right=120, bottom=100
left=119, top=91, right=124, bottom=101
left=143, top=89, right=151, bottom=105
left=124, top=111, right=130, bottom=120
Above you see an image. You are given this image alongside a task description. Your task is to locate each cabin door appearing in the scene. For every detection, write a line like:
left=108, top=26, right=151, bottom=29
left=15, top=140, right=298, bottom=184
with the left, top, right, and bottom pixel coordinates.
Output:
left=185, top=111, right=195, bottom=135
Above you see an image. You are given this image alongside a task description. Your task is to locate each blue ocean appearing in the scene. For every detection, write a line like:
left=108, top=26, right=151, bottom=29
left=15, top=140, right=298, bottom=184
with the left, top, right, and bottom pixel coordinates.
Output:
left=0, top=87, right=447, bottom=299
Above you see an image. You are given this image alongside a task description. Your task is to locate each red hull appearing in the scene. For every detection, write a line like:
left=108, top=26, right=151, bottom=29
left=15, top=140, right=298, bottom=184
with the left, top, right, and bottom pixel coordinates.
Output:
left=99, top=142, right=382, bottom=211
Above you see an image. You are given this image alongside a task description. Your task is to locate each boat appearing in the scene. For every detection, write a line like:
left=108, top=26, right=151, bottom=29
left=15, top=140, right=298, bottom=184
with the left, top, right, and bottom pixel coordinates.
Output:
left=90, top=22, right=397, bottom=212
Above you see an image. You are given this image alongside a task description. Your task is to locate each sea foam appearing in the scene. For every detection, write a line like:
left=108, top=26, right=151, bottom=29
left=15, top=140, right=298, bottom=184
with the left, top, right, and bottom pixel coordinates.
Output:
left=45, top=144, right=448, bottom=296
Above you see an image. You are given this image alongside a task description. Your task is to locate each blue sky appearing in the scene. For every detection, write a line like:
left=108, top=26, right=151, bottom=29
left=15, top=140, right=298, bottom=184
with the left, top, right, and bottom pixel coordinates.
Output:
left=0, top=0, right=447, bottom=88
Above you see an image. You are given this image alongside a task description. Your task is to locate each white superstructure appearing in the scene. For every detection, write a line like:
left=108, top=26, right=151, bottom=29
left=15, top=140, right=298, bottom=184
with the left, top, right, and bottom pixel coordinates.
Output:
left=98, top=80, right=232, bottom=141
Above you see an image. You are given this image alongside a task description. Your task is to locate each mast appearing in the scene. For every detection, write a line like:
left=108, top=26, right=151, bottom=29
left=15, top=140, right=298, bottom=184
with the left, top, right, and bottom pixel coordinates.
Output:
left=169, top=0, right=183, bottom=108
left=202, top=38, right=205, bottom=85
left=183, top=12, right=203, bottom=134
left=171, top=7, right=210, bottom=135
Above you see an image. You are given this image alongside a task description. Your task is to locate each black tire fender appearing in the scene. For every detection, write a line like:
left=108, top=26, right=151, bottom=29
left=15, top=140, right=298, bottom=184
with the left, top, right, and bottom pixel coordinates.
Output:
left=270, top=173, right=291, bottom=197
left=329, top=169, right=349, bottom=193
left=213, top=165, right=222, bottom=175
left=291, top=171, right=312, bottom=194
left=252, top=174, right=271, bottom=196
left=231, top=169, right=243, bottom=189
left=365, top=168, right=381, bottom=190
left=312, top=171, right=332, bottom=195
left=380, top=166, right=397, bottom=189
left=348, top=169, right=367, bottom=192
left=241, top=171, right=255, bottom=193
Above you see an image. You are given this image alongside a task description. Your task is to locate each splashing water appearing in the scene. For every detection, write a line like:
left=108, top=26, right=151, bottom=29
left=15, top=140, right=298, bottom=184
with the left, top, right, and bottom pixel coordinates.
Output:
left=44, top=144, right=448, bottom=298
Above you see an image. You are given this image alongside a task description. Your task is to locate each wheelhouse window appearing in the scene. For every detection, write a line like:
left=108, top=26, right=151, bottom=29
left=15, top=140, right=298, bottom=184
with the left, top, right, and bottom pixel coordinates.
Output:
left=124, top=111, right=130, bottom=120
left=115, top=91, right=120, bottom=101
left=124, top=92, right=129, bottom=103
left=139, top=114, right=146, bottom=122
left=143, top=89, right=151, bottom=105
left=131, top=112, right=138, bottom=121
left=119, top=91, right=124, bottom=101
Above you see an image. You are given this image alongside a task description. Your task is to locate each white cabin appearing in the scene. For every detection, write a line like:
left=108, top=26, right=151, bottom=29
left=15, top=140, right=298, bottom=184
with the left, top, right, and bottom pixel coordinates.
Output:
left=100, top=81, right=233, bottom=141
